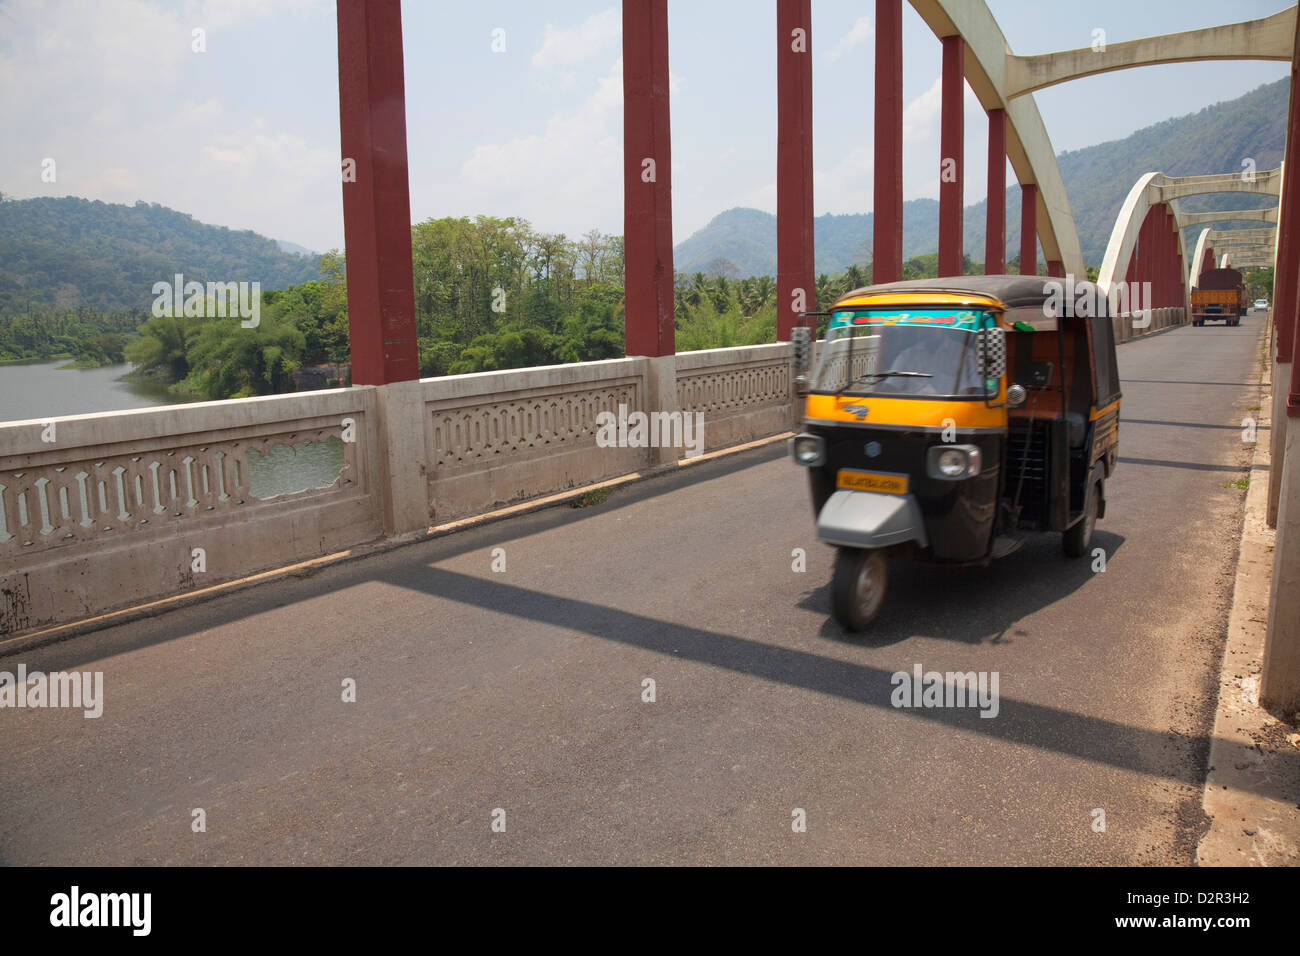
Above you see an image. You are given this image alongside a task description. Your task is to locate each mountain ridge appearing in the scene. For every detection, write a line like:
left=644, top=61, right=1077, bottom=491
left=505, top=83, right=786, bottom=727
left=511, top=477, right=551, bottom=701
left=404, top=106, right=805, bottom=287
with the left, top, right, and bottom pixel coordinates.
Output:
left=674, top=78, right=1287, bottom=277
left=0, top=196, right=322, bottom=313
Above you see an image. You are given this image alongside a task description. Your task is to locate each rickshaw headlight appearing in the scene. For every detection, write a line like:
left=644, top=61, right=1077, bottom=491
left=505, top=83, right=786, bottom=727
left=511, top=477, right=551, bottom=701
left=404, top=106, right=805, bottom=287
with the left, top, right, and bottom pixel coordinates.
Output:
left=928, top=444, right=981, bottom=480
left=937, top=450, right=966, bottom=477
left=790, top=433, right=825, bottom=467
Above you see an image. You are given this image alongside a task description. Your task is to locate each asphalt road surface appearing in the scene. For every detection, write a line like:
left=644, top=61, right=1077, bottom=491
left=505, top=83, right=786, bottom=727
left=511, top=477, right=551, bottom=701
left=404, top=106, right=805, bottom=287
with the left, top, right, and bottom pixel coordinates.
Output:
left=0, top=314, right=1271, bottom=864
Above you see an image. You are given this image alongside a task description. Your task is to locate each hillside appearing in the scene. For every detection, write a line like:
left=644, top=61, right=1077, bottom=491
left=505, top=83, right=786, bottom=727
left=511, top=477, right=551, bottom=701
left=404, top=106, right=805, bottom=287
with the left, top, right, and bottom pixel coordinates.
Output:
left=675, top=77, right=1287, bottom=276
left=0, top=197, right=321, bottom=313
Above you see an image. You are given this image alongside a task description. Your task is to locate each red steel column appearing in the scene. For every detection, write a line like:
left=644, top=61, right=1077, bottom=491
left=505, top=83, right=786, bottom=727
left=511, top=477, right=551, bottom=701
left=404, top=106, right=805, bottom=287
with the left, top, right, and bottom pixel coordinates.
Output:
left=873, top=0, right=903, bottom=283
left=1134, top=213, right=1146, bottom=293
left=1154, top=214, right=1163, bottom=302
left=1170, top=208, right=1180, bottom=304
left=336, top=0, right=418, bottom=385
left=938, top=35, right=965, bottom=278
left=985, top=109, right=1006, bottom=274
left=777, top=0, right=815, bottom=340
left=1019, top=183, right=1037, bottom=275
left=1172, top=215, right=1184, bottom=307
left=1277, top=49, right=1300, bottom=369
left=1159, top=211, right=1170, bottom=305
left=1153, top=210, right=1165, bottom=306
left=623, top=0, right=675, bottom=357
left=1175, top=220, right=1185, bottom=309
left=1047, top=260, right=1064, bottom=278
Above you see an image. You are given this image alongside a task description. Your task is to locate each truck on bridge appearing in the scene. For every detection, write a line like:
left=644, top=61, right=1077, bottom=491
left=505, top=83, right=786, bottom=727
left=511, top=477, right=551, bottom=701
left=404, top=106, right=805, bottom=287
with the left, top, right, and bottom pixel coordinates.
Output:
left=1191, top=267, right=1247, bottom=326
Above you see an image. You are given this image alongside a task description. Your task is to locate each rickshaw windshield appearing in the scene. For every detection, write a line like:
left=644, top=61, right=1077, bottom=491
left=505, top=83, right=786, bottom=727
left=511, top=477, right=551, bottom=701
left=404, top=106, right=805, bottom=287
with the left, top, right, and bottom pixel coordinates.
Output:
left=811, top=308, right=990, bottom=398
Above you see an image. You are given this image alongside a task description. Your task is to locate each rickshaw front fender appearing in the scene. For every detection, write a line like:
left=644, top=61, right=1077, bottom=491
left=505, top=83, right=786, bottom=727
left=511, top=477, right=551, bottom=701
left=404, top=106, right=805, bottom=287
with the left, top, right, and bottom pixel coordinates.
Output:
left=816, top=490, right=929, bottom=551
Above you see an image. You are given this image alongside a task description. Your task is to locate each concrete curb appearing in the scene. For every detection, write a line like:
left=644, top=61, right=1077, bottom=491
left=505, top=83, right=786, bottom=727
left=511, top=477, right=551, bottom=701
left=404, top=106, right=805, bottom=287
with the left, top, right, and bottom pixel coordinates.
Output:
left=1196, top=318, right=1300, bottom=866
left=0, top=431, right=792, bottom=658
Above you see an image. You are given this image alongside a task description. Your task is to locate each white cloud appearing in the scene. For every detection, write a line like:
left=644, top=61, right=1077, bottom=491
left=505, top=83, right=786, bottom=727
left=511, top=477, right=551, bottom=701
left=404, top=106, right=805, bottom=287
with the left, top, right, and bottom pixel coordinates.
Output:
left=824, top=15, right=873, bottom=63
left=532, top=9, right=621, bottom=69
left=453, top=59, right=625, bottom=235
left=0, top=0, right=337, bottom=250
left=902, top=77, right=944, bottom=146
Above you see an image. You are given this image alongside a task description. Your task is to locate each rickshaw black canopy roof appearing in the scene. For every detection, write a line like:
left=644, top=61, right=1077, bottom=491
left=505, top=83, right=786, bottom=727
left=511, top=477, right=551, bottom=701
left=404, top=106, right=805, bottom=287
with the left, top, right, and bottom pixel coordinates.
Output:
left=835, top=274, right=1056, bottom=310
left=833, top=274, right=1123, bottom=409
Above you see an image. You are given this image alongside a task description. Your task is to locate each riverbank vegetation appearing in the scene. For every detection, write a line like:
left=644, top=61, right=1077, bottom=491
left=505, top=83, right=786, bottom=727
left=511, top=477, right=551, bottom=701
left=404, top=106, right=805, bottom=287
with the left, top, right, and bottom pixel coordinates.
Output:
left=14, top=211, right=1256, bottom=403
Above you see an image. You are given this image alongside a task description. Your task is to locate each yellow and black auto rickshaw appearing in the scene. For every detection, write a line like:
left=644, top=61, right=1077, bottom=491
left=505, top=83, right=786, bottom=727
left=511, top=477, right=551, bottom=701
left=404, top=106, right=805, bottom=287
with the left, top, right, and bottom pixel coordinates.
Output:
left=790, top=275, right=1122, bottom=630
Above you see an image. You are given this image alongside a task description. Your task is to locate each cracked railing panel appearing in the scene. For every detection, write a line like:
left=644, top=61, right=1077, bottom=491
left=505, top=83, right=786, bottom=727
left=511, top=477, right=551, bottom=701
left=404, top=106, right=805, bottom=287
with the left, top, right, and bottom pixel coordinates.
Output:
left=675, top=343, right=794, bottom=456
left=0, top=390, right=383, bottom=637
left=423, top=358, right=650, bottom=522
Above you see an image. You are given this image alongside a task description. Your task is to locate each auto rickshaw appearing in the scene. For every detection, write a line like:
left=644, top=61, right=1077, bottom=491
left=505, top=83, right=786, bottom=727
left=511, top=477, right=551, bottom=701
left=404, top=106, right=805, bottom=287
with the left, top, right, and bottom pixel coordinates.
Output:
left=790, top=275, right=1122, bottom=631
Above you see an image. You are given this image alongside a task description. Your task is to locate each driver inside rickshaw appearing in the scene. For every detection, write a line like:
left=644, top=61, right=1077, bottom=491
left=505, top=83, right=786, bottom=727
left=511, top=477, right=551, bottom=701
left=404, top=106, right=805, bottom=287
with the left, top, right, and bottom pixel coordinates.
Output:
left=880, top=329, right=981, bottom=396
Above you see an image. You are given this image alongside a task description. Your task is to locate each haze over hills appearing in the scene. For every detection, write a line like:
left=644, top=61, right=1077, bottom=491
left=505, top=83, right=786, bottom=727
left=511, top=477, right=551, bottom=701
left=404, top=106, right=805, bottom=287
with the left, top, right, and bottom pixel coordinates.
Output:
left=674, top=78, right=1287, bottom=277
left=0, top=196, right=321, bottom=313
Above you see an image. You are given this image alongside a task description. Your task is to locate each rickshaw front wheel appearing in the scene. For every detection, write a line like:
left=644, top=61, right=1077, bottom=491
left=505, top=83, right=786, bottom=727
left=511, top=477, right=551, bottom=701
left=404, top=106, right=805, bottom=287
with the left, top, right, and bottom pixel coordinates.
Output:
left=831, top=547, right=888, bottom=632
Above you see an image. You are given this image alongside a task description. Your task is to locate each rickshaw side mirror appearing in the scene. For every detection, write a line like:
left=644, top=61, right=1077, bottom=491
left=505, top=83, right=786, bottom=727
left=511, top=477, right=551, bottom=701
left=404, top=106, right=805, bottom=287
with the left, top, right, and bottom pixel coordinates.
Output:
left=792, top=325, right=813, bottom=395
left=792, top=326, right=813, bottom=375
left=980, top=327, right=1006, bottom=380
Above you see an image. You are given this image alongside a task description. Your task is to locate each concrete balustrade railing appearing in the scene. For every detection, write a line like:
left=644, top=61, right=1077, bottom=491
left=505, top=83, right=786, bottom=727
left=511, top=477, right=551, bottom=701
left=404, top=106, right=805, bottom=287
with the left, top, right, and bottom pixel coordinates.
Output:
left=421, top=356, right=653, bottom=523
left=675, top=343, right=793, bottom=455
left=1113, top=306, right=1186, bottom=343
left=0, top=344, right=800, bottom=638
left=0, top=388, right=383, bottom=638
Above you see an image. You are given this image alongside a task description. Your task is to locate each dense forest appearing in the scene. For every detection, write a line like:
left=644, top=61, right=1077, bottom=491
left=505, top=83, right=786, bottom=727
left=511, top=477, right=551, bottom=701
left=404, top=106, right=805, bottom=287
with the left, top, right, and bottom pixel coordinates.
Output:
left=120, top=224, right=1045, bottom=401
left=122, top=216, right=764, bottom=399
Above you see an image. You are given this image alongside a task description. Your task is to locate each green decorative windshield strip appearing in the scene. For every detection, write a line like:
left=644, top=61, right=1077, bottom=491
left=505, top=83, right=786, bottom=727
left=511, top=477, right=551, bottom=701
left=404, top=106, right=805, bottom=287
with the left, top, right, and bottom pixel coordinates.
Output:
left=829, top=308, right=988, bottom=330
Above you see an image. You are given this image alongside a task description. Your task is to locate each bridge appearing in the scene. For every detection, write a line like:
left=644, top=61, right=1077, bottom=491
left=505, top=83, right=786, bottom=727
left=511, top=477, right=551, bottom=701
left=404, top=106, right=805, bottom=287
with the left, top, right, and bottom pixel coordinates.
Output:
left=1, top=0, right=1298, bottom=865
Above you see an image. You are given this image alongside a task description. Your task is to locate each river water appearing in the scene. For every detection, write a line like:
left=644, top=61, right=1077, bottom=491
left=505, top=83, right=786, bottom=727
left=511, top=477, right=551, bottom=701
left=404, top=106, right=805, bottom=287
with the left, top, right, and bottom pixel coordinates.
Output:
left=0, top=361, right=344, bottom=499
left=0, top=360, right=189, bottom=423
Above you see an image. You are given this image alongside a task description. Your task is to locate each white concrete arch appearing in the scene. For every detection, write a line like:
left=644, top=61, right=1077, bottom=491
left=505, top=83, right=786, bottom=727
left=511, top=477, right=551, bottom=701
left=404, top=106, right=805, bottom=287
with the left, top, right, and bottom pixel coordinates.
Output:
left=1098, top=173, right=1169, bottom=300
left=1099, top=170, right=1283, bottom=304
left=909, top=0, right=1085, bottom=275
left=1207, top=227, right=1277, bottom=248
left=1157, top=169, right=1282, bottom=201
left=1190, top=227, right=1213, bottom=289
left=1179, top=207, right=1279, bottom=228
left=1219, top=246, right=1275, bottom=262
left=904, top=3, right=1291, bottom=284
left=1004, top=6, right=1295, bottom=98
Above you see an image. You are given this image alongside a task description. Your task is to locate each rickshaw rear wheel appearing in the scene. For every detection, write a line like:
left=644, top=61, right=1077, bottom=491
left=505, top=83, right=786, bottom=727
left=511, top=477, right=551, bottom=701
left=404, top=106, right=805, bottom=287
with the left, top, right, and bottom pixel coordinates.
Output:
left=1063, top=479, right=1100, bottom=558
left=831, top=547, right=888, bottom=632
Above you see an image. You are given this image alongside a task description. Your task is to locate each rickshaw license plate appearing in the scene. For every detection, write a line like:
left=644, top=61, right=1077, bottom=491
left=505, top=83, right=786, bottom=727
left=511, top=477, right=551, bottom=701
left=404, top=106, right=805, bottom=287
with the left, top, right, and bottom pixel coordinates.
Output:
left=836, top=470, right=908, bottom=494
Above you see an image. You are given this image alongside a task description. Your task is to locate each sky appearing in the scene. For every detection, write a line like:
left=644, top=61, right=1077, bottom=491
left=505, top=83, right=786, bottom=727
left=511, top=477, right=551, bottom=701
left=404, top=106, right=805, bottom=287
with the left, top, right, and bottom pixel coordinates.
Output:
left=0, top=0, right=1291, bottom=253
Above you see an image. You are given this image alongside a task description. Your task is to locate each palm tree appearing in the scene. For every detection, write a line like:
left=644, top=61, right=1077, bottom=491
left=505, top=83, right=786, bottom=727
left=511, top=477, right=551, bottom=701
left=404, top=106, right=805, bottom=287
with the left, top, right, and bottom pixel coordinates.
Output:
left=686, top=272, right=708, bottom=308
left=815, top=274, right=834, bottom=311
left=710, top=275, right=731, bottom=313
left=124, top=314, right=194, bottom=382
